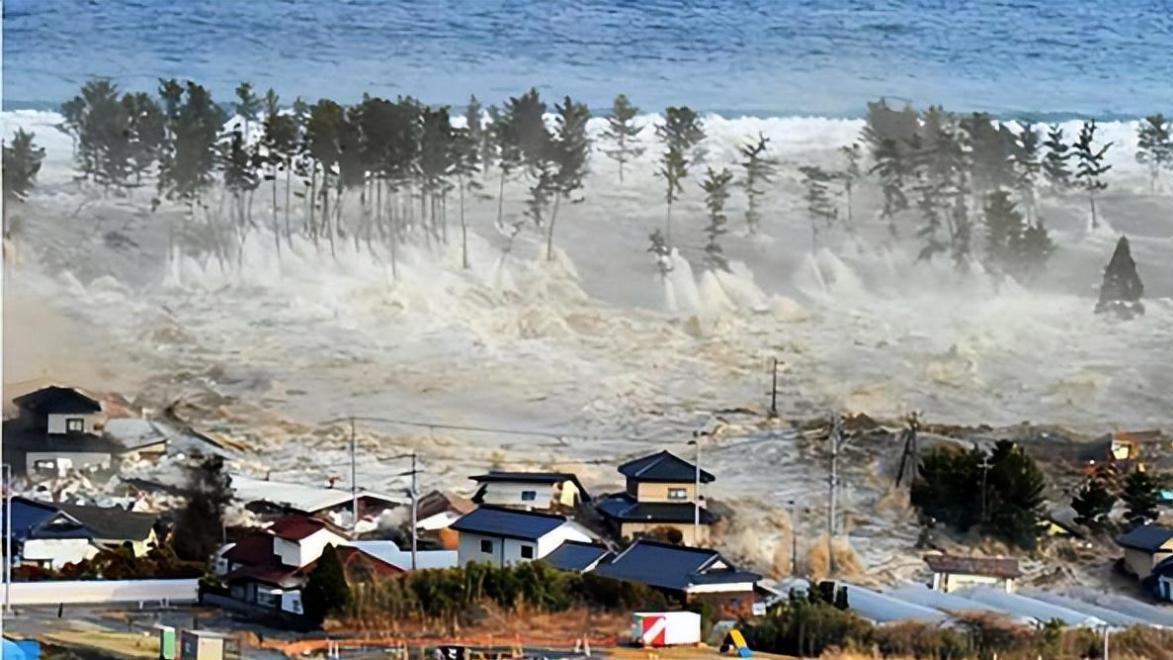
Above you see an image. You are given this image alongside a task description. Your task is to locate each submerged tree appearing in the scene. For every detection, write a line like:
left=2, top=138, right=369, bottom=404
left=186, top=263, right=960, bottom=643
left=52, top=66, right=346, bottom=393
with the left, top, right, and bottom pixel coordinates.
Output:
left=260, top=89, right=297, bottom=250
left=2, top=129, right=46, bottom=242
left=451, top=123, right=482, bottom=269
left=655, top=106, right=705, bottom=243
left=983, top=190, right=1054, bottom=284
left=173, top=455, right=232, bottom=562
left=1071, top=478, right=1115, bottom=532
left=1072, top=120, right=1112, bottom=229
left=603, top=94, right=645, bottom=184
left=862, top=99, right=917, bottom=234
left=234, top=81, right=261, bottom=137
left=700, top=167, right=734, bottom=270
left=799, top=165, right=837, bottom=251
left=1136, top=113, right=1173, bottom=191
left=1121, top=469, right=1163, bottom=527
left=156, top=80, right=227, bottom=249
left=739, top=133, right=778, bottom=235
left=1011, top=123, right=1042, bottom=220
left=839, top=143, right=864, bottom=230
left=1095, top=235, right=1144, bottom=317
left=1041, top=124, right=1072, bottom=191
left=544, top=96, right=591, bottom=260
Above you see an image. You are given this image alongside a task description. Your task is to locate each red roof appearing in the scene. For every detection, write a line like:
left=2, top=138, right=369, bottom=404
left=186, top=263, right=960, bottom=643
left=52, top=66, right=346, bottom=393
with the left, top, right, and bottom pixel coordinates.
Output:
left=270, top=515, right=328, bottom=541
left=223, top=533, right=275, bottom=566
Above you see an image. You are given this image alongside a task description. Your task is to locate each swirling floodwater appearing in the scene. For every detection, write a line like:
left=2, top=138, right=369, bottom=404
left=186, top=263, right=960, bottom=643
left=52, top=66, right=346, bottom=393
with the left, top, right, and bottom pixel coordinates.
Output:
left=3, top=0, right=1172, bottom=117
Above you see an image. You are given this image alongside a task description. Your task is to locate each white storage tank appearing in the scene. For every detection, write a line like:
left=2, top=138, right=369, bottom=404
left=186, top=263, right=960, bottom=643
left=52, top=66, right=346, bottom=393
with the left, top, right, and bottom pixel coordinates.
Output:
left=632, top=611, right=702, bottom=647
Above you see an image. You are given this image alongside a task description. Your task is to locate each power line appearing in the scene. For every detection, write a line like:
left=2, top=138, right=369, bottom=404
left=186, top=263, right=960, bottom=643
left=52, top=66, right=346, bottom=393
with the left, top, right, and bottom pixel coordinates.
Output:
left=320, top=414, right=648, bottom=444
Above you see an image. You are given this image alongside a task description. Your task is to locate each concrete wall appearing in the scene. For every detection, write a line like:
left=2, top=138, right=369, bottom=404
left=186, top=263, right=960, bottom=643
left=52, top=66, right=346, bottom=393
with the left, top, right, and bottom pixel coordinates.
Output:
left=620, top=521, right=709, bottom=546
left=636, top=482, right=696, bottom=503
left=47, top=412, right=103, bottom=435
left=0, top=579, right=199, bottom=605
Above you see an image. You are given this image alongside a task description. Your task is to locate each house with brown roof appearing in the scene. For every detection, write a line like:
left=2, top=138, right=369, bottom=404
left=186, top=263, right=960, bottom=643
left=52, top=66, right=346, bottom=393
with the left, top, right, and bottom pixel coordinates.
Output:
left=596, top=450, right=717, bottom=545
left=924, top=553, right=1022, bottom=593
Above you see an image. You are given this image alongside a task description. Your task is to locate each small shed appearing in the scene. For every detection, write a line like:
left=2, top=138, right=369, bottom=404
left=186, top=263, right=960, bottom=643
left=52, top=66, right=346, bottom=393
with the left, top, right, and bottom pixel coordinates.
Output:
left=923, top=553, right=1021, bottom=593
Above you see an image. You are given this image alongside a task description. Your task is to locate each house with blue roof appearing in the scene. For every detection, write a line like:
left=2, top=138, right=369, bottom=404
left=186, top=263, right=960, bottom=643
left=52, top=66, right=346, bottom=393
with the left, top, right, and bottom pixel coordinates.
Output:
left=1115, top=524, right=1173, bottom=579
left=596, top=450, right=717, bottom=546
left=543, top=540, right=612, bottom=573
left=449, top=505, right=594, bottom=568
left=592, top=539, right=760, bottom=613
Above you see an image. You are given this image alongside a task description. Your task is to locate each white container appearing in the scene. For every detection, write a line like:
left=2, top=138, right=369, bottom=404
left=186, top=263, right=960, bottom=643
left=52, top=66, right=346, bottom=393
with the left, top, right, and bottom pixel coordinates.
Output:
left=632, top=611, right=702, bottom=647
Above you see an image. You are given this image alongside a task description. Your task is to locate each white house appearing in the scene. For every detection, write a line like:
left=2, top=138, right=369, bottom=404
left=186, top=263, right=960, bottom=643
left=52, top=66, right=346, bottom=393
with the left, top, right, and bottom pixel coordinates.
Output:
left=470, top=472, right=589, bottom=511
left=268, top=517, right=349, bottom=568
left=450, top=506, right=593, bottom=568
left=923, top=553, right=1022, bottom=593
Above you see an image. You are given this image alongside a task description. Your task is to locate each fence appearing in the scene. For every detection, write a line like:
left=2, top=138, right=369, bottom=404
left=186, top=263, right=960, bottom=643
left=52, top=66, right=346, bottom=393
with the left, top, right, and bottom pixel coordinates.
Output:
left=0, top=578, right=198, bottom=605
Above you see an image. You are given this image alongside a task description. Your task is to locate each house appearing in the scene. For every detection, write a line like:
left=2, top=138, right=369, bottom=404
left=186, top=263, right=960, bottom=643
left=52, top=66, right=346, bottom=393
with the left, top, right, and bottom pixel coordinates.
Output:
left=596, top=450, right=717, bottom=546
left=1115, top=524, right=1173, bottom=579
left=349, top=540, right=458, bottom=571
left=591, top=539, right=760, bottom=612
left=470, top=471, right=589, bottom=511
left=2, top=497, right=97, bottom=569
left=3, top=386, right=123, bottom=478
left=230, top=474, right=404, bottom=531
left=542, top=540, right=612, bottom=573
left=415, top=490, right=475, bottom=549
left=1153, top=557, right=1173, bottom=602
left=449, top=505, right=593, bottom=568
left=923, top=553, right=1022, bottom=593
left=58, top=503, right=159, bottom=556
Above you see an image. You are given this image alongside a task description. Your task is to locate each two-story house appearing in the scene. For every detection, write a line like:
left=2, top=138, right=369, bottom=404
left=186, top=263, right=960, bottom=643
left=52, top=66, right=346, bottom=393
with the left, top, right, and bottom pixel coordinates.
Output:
left=596, top=450, right=716, bottom=545
left=4, top=386, right=123, bottom=478
left=449, top=505, right=594, bottom=568
left=469, top=471, right=590, bottom=511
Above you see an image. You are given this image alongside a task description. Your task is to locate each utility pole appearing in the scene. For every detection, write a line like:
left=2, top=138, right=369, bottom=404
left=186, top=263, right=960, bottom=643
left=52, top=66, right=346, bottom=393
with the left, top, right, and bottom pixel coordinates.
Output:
left=768, top=358, right=779, bottom=418
left=350, top=416, right=358, bottom=538
left=827, top=413, right=843, bottom=576
left=410, top=451, right=418, bottom=571
left=788, top=498, right=799, bottom=576
left=979, top=451, right=992, bottom=524
left=693, top=437, right=701, bottom=543
left=3, top=463, right=12, bottom=615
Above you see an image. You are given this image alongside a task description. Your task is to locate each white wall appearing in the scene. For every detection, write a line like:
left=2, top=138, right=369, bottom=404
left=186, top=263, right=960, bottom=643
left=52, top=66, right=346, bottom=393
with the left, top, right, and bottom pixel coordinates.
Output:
left=457, top=523, right=592, bottom=568
left=25, top=451, right=112, bottom=476
left=536, top=522, right=593, bottom=557
left=478, top=482, right=555, bottom=510
left=0, top=579, right=198, bottom=605
left=274, top=529, right=348, bottom=568
left=47, top=412, right=103, bottom=434
left=21, top=538, right=98, bottom=569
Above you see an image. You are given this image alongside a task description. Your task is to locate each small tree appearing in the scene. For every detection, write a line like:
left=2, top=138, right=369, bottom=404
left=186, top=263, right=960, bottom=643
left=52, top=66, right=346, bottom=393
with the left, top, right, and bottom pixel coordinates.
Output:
left=545, top=96, right=591, bottom=260
left=656, top=106, right=705, bottom=243
left=1095, top=235, right=1145, bottom=317
left=1136, top=113, right=1173, bottom=191
left=799, top=165, right=837, bottom=251
left=700, top=167, right=734, bottom=271
left=839, top=143, right=864, bottom=230
left=1071, top=478, right=1116, bottom=531
left=869, top=137, right=910, bottom=234
left=1121, top=469, right=1162, bottom=526
left=602, top=94, right=645, bottom=184
left=2, top=129, right=46, bottom=235
left=301, top=544, right=352, bottom=625
left=1041, top=124, right=1071, bottom=191
left=234, top=81, right=262, bottom=138
left=172, top=455, right=232, bottom=563
left=1012, top=123, right=1042, bottom=221
left=1072, top=120, right=1112, bottom=229
left=739, top=133, right=779, bottom=235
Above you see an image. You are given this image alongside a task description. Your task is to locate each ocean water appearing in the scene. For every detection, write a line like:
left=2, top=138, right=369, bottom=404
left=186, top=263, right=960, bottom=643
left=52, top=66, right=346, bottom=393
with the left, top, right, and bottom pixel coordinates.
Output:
left=3, top=0, right=1172, bottom=117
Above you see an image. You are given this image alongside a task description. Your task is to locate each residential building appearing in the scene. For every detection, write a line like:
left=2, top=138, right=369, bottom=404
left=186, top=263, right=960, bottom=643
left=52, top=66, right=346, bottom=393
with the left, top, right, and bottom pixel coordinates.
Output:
left=470, top=471, right=589, bottom=511
left=415, top=490, right=475, bottom=549
left=12, top=386, right=105, bottom=435
left=4, top=386, right=122, bottom=478
left=596, top=450, right=716, bottom=545
left=543, top=540, right=612, bottom=573
left=591, top=539, right=760, bottom=612
left=1153, top=557, right=1173, bottom=602
left=2, top=497, right=160, bottom=569
left=923, top=553, right=1022, bottom=593
left=1116, top=525, right=1173, bottom=579
left=59, top=503, right=159, bottom=556
left=230, top=474, right=403, bottom=531
left=449, top=505, right=593, bottom=568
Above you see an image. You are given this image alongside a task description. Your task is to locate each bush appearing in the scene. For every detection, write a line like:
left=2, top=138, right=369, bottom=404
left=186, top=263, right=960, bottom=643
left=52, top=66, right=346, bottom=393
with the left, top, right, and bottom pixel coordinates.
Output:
left=744, top=588, right=872, bottom=657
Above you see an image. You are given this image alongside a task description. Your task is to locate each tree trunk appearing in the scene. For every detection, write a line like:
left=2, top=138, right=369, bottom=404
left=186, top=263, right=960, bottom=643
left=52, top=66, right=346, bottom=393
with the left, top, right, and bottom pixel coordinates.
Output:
left=323, top=176, right=334, bottom=258
left=546, top=193, right=562, bottom=261
left=459, top=175, right=469, bottom=269
left=1090, top=192, right=1098, bottom=229
left=284, top=158, right=293, bottom=248
left=272, top=173, right=281, bottom=258
left=308, top=165, right=318, bottom=247
left=665, top=198, right=673, bottom=245
left=845, top=181, right=854, bottom=228
left=496, top=168, right=506, bottom=228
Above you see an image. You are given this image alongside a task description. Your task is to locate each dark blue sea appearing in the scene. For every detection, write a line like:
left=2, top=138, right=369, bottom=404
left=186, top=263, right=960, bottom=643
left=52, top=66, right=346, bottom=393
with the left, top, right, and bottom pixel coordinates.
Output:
left=3, top=0, right=1172, bottom=117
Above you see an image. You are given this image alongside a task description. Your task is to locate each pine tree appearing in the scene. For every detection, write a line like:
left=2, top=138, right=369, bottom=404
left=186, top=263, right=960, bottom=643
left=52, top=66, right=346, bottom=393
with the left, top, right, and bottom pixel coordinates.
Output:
left=839, top=143, right=864, bottom=230
left=545, top=96, right=591, bottom=260
left=869, top=137, right=910, bottom=234
left=172, top=456, right=232, bottom=562
left=419, top=105, right=456, bottom=243
left=234, top=81, right=261, bottom=138
left=301, top=544, right=352, bottom=625
left=1071, top=478, right=1115, bottom=531
left=306, top=99, right=345, bottom=256
left=647, top=228, right=672, bottom=276
left=451, top=124, right=482, bottom=269
left=1121, top=469, right=1162, bottom=526
left=655, top=106, right=705, bottom=244
left=1016, top=219, right=1055, bottom=283
left=739, top=133, right=778, bottom=235
left=1095, top=235, right=1145, bottom=317
left=1012, top=123, right=1042, bottom=220
left=983, top=440, right=1047, bottom=550
left=2, top=129, right=46, bottom=239
left=602, top=94, right=645, bottom=184
left=799, top=165, right=838, bottom=252
left=1042, top=124, right=1071, bottom=191
left=700, top=167, right=734, bottom=270
left=983, top=190, right=1026, bottom=277
left=1072, top=120, right=1112, bottom=229
left=260, top=89, right=297, bottom=250
left=961, top=113, right=1016, bottom=196
left=464, top=95, right=484, bottom=173
left=157, top=81, right=226, bottom=251
left=64, top=78, right=135, bottom=189
left=1136, top=113, right=1173, bottom=191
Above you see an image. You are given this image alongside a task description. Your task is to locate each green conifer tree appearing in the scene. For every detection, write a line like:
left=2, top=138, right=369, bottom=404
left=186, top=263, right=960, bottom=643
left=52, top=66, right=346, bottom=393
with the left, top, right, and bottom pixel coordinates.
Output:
left=839, top=143, right=863, bottom=230
left=1071, top=478, right=1115, bottom=531
left=1121, top=469, right=1163, bottom=526
left=700, top=167, right=734, bottom=270
left=1095, top=235, right=1145, bottom=317
left=234, top=81, right=261, bottom=137
left=739, top=133, right=779, bottom=235
left=656, top=106, right=705, bottom=244
left=1041, top=124, right=1071, bottom=191
left=1136, top=113, right=1173, bottom=191
left=301, top=544, right=352, bottom=625
left=545, top=96, right=591, bottom=260
left=603, top=94, right=645, bottom=184
left=799, top=165, right=838, bottom=252
left=2, top=129, right=46, bottom=242
left=1072, top=120, right=1112, bottom=229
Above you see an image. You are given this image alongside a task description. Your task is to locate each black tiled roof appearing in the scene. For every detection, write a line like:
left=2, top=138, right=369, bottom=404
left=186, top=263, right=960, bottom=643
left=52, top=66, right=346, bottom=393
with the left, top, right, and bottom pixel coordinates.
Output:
left=60, top=503, right=157, bottom=541
left=13, top=386, right=102, bottom=414
left=596, top=493, right=717, bottom=524
left=450, top=505, right=569, bottom=541
left=543, top=541, right=611, bottom=572
left=618, top=451, right=714, bottom=483
left=1116, top=525, right=1173, bottom=553
left=592, top=539, right=758, bottom=592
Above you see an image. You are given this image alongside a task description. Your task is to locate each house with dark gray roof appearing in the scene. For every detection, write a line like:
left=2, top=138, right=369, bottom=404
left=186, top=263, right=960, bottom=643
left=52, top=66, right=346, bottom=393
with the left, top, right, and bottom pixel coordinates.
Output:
left=59, top=503, right=160, bottom=556
left=470, top=471, right=590, bottom=511
left=591, top=539, right=759, bottom=611
left=1116, top=524, right=1173, bottom=579
left=450, top=505, right=594, bottom=568
left=0, top=498, right=160, bottom=569
left=543, top=540, right=611, bottom=572
left=597, top=450, right=717, bottom=545
left=4, top=385, right=121, bottom=478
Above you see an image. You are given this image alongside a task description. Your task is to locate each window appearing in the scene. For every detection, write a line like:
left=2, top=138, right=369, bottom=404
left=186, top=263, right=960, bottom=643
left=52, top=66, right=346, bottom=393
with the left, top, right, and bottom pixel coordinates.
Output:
left=668, top=488, right=688, bottom=500
left=480, top=539, right=493, bottom=554
left=520, top=490, right=537, bottom=502
left=66, top=418, right=84, bottom=433
left=520, top=545, right=534, bottom=559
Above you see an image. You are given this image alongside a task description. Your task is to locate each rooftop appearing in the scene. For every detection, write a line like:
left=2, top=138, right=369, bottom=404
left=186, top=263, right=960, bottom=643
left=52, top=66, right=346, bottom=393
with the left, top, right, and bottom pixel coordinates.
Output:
left=231, top=474, right=405, bottom=514
left=923, top=553, right=1022, bottom=579
left=1116, top=525, right=1173, bottom=553
left=59, top=503, right=157, bottom=541
left=596, top=492, right=717, bottom=524
left=450, top=505, right=569, bottom=541
left=349, top=541, right=459, bottom=571
left=543, top=541, right=612, bottom=572
left=223, top=533, right=275, bottom=566
left=618, top=450, right=715, bottom=483
left=269, top=515, right=331, bottom=541
left=13, top=386, right=102, bottom=415
left=592, top=539, right=758, bottom=592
